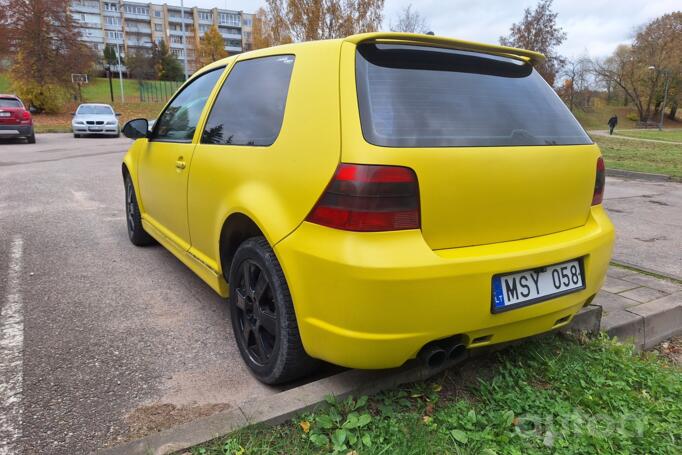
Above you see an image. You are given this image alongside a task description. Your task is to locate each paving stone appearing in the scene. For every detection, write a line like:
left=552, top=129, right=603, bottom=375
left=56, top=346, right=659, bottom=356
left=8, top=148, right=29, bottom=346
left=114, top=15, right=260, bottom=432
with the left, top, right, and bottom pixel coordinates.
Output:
left=620, top=273, right=682, bottom=294
left=607, top=267, right=636, bottom=279
left=619, top=286, right=668, bottom=303
left=602, top=276, right=641, bottom=294
left=627, top=292, right=682, bottom=349
left=592, top=291, right=640, bottom=313
left=602, top=310, right=645, bottom=349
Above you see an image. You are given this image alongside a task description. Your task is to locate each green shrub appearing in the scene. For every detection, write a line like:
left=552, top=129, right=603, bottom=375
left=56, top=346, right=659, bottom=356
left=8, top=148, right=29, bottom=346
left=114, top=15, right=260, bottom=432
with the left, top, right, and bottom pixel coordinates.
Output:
left=12, top=80, right=71, bottom=114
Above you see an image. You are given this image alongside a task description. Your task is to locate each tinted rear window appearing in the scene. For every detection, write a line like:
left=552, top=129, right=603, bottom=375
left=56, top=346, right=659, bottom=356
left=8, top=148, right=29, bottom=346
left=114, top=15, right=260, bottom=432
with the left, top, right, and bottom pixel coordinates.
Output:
left=356, top=44, right=591, bottom=147
left=0, top=98, right=22, bottom=108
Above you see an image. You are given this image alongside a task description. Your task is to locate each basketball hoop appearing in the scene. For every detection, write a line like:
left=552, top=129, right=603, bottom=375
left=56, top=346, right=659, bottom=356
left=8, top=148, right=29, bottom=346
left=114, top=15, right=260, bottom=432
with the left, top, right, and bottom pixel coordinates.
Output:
left=71, top=74, right=89, bottom=85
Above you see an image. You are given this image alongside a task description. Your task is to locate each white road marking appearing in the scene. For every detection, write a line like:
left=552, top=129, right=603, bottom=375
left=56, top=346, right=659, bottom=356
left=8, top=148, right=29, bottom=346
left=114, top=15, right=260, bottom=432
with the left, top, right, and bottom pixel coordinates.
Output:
left=0, top=236, right=24, bottom=455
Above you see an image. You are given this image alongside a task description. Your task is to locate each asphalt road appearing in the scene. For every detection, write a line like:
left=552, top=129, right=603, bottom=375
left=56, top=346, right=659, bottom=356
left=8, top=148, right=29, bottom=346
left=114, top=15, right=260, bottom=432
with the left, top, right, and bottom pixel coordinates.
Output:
left=0, top=134, right=283, bottom=454
left=0, top=134, right=680, bottom=454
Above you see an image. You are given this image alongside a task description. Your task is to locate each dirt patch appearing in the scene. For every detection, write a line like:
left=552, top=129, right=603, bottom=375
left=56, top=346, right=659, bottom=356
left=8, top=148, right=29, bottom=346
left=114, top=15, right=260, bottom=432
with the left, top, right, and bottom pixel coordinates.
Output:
left=124, top=402, right=232, bottom=441
left=654, top=336, right=682, bottom=366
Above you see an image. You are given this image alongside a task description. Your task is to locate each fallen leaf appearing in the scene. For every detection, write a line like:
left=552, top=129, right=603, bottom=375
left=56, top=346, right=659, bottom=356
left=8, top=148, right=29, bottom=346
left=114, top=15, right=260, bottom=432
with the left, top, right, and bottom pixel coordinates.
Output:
left=425, top=403, right=434, bottom=416
left=432, top=384, right=442, bottom=392
left=299, top=420, right=310, bottom=433
left=422, top=415, right=432, bottom=424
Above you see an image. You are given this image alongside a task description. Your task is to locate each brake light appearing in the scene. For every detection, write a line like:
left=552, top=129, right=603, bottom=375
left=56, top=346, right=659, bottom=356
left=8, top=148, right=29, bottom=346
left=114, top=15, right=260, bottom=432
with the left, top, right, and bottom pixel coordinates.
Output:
left=19, top=110, right=31, bottom=124
left=592, top=157, right=605, bottom=205
left=306, top=163, right=420, bottom=231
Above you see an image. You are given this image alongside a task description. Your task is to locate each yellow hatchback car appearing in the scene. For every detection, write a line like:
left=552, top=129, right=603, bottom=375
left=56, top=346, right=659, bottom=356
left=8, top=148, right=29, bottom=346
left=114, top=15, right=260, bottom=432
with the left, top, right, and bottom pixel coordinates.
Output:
left=121, top=33, right=614, bottom=384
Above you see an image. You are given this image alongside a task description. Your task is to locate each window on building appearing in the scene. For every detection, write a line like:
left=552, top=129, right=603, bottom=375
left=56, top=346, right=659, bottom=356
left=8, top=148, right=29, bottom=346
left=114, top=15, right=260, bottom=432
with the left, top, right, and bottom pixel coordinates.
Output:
left=170, top=36, right=183, bottom=44
left=152, top=68, right=224, bottom=142
left=154, top=23, right=163, bottom=31
left=199, top=11, right=211, bottom=21
left=105, top=16, right=121, bottom=26
left=219, top=13, right=240, bottom=26
left=154, top=10, right=161, bottom=17
left=124, top=5, right=149, bottom=16
left=242, top=17, right=252, bottom=27
left=103, top=2, right=118, bottom=12
left=201, top=55, right=295, bottom=146
left=107, top=31, right=123, bottom=40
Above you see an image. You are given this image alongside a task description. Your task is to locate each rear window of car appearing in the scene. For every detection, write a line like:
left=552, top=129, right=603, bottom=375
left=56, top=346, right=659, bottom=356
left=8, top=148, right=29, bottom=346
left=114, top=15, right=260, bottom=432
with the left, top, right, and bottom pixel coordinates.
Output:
left=355, top=44, right=591, bottom=147
left=77, top=105, right=113, bottom=115
left=0, top=98, right=22, bottom=108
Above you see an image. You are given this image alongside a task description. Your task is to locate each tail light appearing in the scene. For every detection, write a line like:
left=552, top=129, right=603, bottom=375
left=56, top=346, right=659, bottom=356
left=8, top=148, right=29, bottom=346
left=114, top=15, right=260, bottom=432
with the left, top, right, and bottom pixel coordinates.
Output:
left=306, top=163, right=420, bottom=231
left=592, top=157, right=605, bottom=205
left=20, top=110, right=31, bottom=124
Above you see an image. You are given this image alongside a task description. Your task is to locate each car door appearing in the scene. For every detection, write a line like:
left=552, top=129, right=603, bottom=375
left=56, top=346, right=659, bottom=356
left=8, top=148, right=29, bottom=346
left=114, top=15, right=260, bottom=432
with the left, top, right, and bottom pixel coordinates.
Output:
left=137, top=68, right=224, bottom=250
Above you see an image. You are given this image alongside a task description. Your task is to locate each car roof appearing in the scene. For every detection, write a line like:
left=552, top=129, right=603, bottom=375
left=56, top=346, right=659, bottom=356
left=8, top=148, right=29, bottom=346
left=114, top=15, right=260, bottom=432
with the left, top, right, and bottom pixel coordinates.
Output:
left=201, top=32, right=545, bottom=74
left=0, top=94, right=20, bottom=99
left=77, top=103, right=113, bottom=108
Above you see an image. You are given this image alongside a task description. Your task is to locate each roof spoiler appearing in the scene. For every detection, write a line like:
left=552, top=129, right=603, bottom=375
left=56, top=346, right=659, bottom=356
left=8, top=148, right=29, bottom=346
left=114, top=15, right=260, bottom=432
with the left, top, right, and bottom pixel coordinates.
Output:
left=345, top=32, right=545, bottom=66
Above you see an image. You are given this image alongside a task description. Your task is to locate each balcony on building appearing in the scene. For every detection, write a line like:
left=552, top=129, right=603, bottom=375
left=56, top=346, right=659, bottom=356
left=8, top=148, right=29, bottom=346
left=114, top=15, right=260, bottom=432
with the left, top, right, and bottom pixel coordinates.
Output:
left=70, top=1, right=100, bottom=14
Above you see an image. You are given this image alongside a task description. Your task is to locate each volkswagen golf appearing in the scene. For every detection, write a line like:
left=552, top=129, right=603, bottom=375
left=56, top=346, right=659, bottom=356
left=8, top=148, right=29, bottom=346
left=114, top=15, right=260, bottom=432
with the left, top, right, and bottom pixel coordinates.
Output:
left=121, top=33, right=614, bottom=384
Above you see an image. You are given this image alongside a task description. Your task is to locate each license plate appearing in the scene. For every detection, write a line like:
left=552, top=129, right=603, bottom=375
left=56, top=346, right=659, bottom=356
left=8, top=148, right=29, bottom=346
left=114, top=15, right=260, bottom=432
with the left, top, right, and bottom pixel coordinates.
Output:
left=492, top=259, right=585, bottom=312
left=0, top=112, right=10, bottom=117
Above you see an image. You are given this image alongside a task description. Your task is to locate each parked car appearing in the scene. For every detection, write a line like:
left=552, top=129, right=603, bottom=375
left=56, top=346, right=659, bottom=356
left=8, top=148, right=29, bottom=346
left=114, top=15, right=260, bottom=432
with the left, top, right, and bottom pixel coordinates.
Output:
left=72, top=103, right=121, bottom=138
left=121, top=33, right=614, bottom=384
left=0, top=94, right=35, bottom=143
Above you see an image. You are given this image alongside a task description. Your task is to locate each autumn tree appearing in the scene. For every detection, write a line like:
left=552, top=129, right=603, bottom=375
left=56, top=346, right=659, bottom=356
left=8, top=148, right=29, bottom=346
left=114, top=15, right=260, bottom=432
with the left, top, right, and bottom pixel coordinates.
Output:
left=253, top=4, right=292, bottom=49
left=500, top=0, right=566, bottom=86
left=390, top=4, right=430, bottom=34
left=4, top=0, right=95, bottom=112
left=253, top=0, right=384, bottom=48
left=198, top=25, right=229, bottom=66
left=592, top=12, right=682, bottom=122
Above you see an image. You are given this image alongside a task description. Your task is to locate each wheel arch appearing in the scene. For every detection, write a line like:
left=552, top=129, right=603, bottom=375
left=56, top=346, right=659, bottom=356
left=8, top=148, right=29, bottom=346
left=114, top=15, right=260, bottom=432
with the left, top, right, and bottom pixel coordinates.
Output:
left=218, top=212, right=266, bottom=280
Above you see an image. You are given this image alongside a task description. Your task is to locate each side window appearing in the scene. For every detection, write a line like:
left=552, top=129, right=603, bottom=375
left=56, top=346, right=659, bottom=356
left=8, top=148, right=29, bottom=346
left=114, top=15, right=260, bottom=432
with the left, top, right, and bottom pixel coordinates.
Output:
left=201, top=55, right=295, bottom=146
left=152, top=68, right=224, bottom=142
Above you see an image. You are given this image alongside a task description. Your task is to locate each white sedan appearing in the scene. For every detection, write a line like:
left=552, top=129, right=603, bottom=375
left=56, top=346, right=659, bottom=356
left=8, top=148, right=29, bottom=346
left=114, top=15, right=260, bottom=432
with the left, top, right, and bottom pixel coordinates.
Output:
left=72, top=104, right=121, bottom=138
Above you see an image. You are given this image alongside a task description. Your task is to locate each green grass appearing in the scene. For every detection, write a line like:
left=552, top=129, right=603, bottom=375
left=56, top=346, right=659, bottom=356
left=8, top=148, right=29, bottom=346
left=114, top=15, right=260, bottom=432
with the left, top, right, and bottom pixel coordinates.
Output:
left=0, top=72, right=11, bottom=92
left=189, top=335, right=682, bottom=455
left=615, top=129, right=682, bottom=143
left=594, top=135, right=682, bottom=180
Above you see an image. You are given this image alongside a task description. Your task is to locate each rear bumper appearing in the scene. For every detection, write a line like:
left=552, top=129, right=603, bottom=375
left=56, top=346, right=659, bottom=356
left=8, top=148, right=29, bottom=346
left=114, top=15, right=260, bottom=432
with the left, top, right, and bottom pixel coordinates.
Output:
left=275, top=206, right=615, bottom=369
left=0, top=125, right=33, bottom=137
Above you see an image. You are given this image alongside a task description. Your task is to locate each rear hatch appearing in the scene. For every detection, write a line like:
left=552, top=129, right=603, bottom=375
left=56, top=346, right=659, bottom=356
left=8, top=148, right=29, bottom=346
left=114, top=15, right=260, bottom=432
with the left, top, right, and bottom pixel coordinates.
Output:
left=345, top=39, right=597, bottom=250
left=0, top=98, right=25, bottom=126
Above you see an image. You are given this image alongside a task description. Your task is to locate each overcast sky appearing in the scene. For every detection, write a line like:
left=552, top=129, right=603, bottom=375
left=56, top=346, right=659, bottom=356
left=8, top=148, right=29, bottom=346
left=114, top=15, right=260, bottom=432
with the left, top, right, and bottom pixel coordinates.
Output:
left=164, top=0, right=679, bottom=58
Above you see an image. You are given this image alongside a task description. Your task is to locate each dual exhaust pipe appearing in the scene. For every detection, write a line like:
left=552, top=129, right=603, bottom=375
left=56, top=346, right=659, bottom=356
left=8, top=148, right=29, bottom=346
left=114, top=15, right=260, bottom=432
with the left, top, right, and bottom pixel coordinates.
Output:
left=418, top=336, right=466, bottom=369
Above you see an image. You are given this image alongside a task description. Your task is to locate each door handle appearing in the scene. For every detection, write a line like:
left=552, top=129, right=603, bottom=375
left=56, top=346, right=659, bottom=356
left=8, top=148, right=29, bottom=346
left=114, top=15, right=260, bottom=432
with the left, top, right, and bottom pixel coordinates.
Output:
left=175, top=160, right=186, bottom=170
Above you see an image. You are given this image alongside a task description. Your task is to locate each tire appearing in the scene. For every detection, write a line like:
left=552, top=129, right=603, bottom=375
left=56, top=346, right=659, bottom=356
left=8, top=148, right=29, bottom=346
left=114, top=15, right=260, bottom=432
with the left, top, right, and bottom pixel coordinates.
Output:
left=229, top=237, right=318, bottom=384
left=27, top=133, right=36, bottom=144
left=124, top=174, right=155, bottom=246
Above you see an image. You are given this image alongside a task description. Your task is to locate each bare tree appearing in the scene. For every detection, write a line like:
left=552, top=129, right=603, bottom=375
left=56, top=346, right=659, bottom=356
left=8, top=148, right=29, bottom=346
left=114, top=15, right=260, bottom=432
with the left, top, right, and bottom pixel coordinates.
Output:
left=500, top=0, right=566, bottom=86
left=390, top=4, right=430, bottom=34
left=559, top=56, right=591, bottom=111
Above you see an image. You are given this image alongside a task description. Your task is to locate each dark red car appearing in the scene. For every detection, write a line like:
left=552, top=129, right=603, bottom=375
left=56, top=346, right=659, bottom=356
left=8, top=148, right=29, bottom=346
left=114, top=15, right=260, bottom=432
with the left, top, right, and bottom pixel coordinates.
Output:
left=0, top=94, right=36, bottom=143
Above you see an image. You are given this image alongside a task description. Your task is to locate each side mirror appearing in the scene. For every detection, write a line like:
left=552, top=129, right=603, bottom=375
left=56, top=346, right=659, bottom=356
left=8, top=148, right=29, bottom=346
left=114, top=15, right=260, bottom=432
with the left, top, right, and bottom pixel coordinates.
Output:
left=148, top=119, right=156, bottom=133
left=71, top=112, right=76, bottom=116
left=122, top=118, right=149, bottom=139
left=115, top=112, right=121, bottom=116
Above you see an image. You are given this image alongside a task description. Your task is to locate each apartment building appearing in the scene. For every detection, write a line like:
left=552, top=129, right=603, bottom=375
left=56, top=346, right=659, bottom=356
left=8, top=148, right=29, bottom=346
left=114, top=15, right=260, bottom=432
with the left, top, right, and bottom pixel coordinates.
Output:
left=69, top=0, right=255, bottom=74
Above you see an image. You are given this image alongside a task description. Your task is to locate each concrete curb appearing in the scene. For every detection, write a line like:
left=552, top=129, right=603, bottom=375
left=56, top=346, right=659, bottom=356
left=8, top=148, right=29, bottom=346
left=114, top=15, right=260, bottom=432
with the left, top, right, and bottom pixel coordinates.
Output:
left=611, top=259, right=682, bottom=283
left=99, top=358, right=462, bottom=455
left=603, top=292, right=682, bottom=350
left=99, top=307, right=602, bottom=455
left=606, top=168, right=672, bottom=182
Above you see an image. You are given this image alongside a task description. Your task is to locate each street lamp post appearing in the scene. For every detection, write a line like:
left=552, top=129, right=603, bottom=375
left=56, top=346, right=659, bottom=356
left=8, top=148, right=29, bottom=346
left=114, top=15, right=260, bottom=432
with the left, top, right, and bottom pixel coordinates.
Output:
left=648, top=66, right=671, bottom=131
